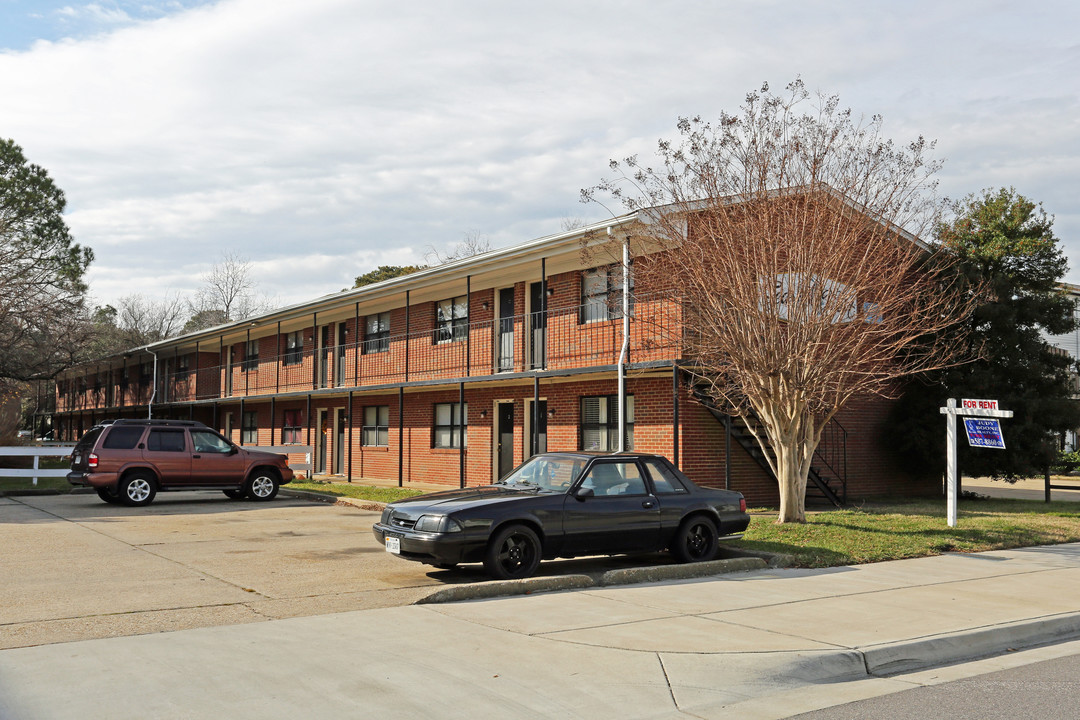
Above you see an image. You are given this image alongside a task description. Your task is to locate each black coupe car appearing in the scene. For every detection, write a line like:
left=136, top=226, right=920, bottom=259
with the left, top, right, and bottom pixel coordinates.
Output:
left=372, top=452, right=750, bottom=580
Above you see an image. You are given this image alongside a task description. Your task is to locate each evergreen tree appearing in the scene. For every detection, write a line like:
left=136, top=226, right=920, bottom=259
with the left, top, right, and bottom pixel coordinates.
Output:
left=891, top=188, right=1080, bottom=480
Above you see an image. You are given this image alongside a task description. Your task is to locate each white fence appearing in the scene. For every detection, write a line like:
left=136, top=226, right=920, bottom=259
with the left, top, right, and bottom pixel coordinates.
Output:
left=0, top=444, right=311, bottom=486
left=0, top=446, right=75, bottom=486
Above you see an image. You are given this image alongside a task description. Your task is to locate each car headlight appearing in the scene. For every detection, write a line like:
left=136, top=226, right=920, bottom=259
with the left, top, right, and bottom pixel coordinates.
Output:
left=413, top=515, right=463, bottom=533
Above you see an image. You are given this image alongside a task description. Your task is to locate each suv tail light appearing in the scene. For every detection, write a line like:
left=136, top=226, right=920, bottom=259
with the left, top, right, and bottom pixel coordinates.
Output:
left=740, top=498, right=746, bottom=513
left=88, top=453, right=99, bottom=469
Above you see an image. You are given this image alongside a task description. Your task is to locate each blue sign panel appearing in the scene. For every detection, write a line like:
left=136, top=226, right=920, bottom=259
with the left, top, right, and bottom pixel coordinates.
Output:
left=963, top=418, right=1006, bottom=449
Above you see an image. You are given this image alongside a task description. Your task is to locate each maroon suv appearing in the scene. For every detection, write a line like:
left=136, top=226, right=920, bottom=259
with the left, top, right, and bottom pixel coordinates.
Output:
left=67, top=419, right=294, bottom=506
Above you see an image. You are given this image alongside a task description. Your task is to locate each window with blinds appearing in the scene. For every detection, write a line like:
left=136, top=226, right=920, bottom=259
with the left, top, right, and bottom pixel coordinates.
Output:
left=580, top=395, right=634, bottom=451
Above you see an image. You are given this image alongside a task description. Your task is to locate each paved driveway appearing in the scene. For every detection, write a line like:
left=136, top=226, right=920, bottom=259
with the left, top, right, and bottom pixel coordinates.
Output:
left=1, top=492, right=680, bottom=650
left=0, top=492, right=473, bottom=650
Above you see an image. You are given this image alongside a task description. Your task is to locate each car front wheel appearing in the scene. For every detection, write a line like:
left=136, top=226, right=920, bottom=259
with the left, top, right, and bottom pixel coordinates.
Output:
left=484, top=524, right=541, bottom=580
left=671, top=516, right=719, bottom=563
left=120, top=472, right=157, bottom=507
left=245, top=470, right=280, bottom=501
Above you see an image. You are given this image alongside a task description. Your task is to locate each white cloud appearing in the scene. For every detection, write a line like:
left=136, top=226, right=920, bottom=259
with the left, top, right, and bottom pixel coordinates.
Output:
left=1, top=0, right=1078, bottom=312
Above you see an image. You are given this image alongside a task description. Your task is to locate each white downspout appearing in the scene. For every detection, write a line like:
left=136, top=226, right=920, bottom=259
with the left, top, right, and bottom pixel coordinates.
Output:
left=615, top=227, right=630, bottom=452
left=147, top=350, right=158, bottom=419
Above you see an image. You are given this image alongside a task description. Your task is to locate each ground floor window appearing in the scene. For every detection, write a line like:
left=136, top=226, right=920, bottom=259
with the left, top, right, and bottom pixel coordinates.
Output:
left=242, top=411, right=258, bottom=444
left=433, top=402, right=467, bottom=448
left=363, top=406, right=389, bottom=446
left=580, top=395, right=634, bottom=451
left=282, top=410, right=303, bottom=444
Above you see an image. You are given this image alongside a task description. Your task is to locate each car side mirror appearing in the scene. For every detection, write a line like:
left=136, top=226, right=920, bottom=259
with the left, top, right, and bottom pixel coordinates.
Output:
left=229, top=446, right=239, bottom=455
left=574, top=487, right=594, bottom=500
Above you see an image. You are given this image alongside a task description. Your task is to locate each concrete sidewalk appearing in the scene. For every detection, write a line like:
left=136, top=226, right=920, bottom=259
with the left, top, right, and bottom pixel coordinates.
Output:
left=5, top=544, right=1080, bottom=720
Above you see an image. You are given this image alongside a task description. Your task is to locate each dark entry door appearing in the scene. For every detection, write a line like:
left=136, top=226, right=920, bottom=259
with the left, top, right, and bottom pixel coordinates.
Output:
left=319, top=326, right=331, bottom=389
left=530, top=400, right=547, bottom=456
left=497, top=403, right=515, bottom=481
left=336, top=324, right=348, bottom=386
left=315, top=409, right=327, bottom=474
left=335, top=408, right=346, bottom=474
left=498, top=288, right=514, bottom=372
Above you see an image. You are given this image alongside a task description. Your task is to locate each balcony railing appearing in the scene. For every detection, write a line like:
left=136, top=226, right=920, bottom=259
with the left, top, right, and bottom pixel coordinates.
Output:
left=56, top=294, right=682, bottom=410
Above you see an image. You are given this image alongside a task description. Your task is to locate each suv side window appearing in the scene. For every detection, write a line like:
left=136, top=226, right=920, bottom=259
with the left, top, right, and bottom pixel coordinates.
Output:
left=190, top=429, right=233, bottom=454
left=147, top=429, right=186, bottom=452
left=102, top=427, right=145, bottom=450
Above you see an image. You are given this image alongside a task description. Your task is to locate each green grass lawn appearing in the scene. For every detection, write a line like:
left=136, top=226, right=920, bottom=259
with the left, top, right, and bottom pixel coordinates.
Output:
left=735, top=497, right=1080, bottom=567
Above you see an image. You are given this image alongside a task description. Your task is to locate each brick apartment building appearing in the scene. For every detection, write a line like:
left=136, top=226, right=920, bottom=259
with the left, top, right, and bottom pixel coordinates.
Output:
left=51, top=210, right=928, bottom=507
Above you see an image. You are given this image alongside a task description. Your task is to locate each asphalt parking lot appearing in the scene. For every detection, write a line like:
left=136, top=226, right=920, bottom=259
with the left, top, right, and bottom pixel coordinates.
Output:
left=0, top=491, right=684, bottom=650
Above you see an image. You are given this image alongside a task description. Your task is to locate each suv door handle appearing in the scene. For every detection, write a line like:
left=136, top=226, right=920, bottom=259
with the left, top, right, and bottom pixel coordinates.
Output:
left=192, top=454, right=201, bottom=459
left=642, top=500, right=655, bottom=509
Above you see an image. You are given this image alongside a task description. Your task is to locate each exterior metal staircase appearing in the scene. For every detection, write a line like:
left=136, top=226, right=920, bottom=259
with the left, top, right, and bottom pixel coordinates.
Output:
left=690, top=386, right=847, bottom=507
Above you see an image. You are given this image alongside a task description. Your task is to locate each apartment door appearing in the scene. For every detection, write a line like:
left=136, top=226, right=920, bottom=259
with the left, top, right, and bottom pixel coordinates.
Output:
left=224, top=347, right=233, bottom=395
left=315, top=408, right=327, bottom=474
left=318, top=326, right=331, bottom=389
left=334, top=408, right=346, bottom=474
left=336, top=324, right=348, bottom=386
left=497, top=288, right=515, bottom=372
left=529, top=281, right=546, bottom=369
left=496, top=402, right=515, bottom=481
left=526, top=400, right=547, bottom=457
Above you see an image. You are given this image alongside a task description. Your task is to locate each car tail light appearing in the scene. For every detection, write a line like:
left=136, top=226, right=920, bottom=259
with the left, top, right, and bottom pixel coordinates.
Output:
left=88, top=453, right=99, bottom=469
left=740, top=498, right=746, bottom=513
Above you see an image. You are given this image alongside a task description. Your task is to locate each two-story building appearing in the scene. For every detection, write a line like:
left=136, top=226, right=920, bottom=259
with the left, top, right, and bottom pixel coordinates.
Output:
left=52, top=210, right=927, bottom=506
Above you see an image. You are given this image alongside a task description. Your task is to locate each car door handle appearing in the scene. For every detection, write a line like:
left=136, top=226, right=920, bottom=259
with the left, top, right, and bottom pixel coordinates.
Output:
left=642, top=500, right=655, bottom=509
left=192, top=454, right=201, bottom=459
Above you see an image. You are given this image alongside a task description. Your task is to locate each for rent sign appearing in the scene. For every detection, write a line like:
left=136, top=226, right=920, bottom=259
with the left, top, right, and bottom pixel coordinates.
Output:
left=962, top=399, right=999, bottom=411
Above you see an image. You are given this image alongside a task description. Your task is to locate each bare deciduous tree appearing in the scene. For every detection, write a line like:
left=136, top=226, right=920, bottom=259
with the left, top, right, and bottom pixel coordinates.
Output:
left=425, top=230, right=492, bottom=265
left=584, top=79, right=974, bottom=522
left=114, top=292, right=188, bottom=346
left=187, top=251, right=274, bottom=331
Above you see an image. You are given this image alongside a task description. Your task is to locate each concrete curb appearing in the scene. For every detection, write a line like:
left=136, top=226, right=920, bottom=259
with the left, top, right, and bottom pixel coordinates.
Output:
left=861, top=611, right=1080, bottom=676
left=417, top=556, right=768, bottom=604
left=279, top=488, right=387, bottom=512
left=417, top=575, right=596, bottom=603
left=597, top=556, right=766, bottom=585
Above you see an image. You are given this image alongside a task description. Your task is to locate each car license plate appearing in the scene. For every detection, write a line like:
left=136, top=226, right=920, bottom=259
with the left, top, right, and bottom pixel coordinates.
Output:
left=73, top=454, right=81, bottom=465
left=385, top=536, right=401, bottom=554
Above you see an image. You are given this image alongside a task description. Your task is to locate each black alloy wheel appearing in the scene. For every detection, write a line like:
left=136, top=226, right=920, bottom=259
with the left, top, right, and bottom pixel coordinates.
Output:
left=672, top=516, right=719, bottom=563
left=484, top=524, right=541, bottom=580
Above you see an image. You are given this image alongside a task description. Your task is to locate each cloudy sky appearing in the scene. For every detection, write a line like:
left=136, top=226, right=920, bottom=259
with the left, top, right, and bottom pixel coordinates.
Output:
left=1, top=0, right=1078, bottom=312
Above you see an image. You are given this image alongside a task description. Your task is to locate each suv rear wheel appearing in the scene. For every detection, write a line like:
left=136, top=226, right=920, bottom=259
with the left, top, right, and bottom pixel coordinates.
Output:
left=245, top=470, right=280, bottom=501
left=120, top=471, right=157, bottom=507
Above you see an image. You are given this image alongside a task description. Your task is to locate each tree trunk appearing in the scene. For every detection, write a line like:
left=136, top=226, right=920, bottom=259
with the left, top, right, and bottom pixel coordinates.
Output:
left=775, top=438, right=808, bottom=523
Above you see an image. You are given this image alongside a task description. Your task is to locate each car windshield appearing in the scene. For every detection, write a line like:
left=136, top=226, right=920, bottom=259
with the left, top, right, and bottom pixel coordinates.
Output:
left=500, top=456, right=586, bottom=492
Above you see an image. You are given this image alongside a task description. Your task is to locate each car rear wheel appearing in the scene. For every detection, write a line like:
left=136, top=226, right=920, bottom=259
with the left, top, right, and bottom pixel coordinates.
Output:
left=484, top=524, right=541, bottom=580
left=96, top=488, right=122, bottom=504
left=120, top=472, right=157, bottom=507
left=223, top=489, right=247, bottom=500
left=671, top=516, right=719, bottom=563
left=245, top=470, right=280, bottom=501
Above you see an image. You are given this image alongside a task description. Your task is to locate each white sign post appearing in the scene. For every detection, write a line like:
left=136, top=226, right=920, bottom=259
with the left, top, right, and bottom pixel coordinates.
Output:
left=940, top=398, right=1014, bottom=527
